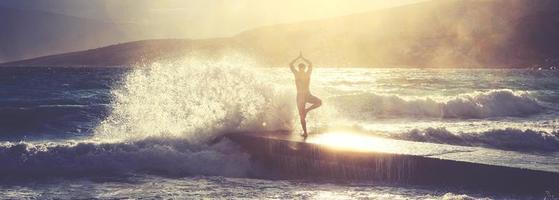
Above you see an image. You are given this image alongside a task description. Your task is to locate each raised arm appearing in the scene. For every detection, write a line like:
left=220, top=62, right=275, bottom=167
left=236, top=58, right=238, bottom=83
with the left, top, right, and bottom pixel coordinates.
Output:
left=289, top=55, right=300, bottom=73
left=302, top=57, right=313, bottom=74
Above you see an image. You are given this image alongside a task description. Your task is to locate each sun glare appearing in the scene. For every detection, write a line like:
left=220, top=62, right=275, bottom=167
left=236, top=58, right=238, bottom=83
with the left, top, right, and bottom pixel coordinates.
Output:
left=307, top=132, right=402, bottom=153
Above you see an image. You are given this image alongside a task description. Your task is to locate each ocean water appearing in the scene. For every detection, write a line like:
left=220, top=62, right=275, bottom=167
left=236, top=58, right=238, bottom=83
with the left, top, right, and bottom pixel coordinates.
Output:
left=1, top=58, right=558, bottom=199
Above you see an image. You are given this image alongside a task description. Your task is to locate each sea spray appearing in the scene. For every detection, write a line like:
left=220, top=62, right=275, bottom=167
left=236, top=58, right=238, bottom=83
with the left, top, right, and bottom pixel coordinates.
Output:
left=95, top=56, right=296, bottom=142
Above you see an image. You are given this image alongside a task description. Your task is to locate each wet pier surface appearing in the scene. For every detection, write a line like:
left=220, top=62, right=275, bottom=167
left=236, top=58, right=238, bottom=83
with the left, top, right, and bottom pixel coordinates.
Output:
left=226, top=131, right=559, bottom=195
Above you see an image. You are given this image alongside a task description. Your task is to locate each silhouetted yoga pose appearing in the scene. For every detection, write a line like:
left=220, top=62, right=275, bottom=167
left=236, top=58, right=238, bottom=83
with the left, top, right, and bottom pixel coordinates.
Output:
left=290, top=52, right=322, bottom=137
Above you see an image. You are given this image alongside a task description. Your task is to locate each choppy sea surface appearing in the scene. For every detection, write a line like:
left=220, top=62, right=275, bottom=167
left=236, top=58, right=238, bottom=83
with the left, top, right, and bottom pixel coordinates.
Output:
left=1, top=59, right=558, bottom=199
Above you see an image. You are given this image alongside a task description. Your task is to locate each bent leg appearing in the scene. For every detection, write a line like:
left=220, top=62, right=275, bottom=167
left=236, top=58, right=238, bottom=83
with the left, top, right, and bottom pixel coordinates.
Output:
left=305, top=94, right=322, bottom=113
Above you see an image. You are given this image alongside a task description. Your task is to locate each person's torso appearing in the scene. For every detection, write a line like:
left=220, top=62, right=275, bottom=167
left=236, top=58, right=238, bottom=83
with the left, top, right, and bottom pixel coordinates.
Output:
left=294, top=72, right=310, bottom=94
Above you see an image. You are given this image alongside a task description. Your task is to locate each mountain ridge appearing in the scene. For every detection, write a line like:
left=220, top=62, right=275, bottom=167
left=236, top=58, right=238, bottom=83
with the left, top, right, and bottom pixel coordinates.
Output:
left=2, top=0, right=559, bottom=68
left=0, top=6, right=147, bottom=63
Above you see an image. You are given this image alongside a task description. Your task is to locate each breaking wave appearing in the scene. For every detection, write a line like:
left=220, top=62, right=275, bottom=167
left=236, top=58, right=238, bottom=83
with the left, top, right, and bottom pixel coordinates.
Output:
left=0, top=56, right=298, bottom=180
left=331, top=90, right=544, bottom=119
left=387, top=127, right=559, bottom=152
left=0, top=139, right=254, bottom=179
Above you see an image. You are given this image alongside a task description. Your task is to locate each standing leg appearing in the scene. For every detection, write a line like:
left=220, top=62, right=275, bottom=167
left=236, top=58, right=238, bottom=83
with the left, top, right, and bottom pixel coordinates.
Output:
left=300, top=112, right=307, bottom=137
left=297, top=94, right=308, bottom=137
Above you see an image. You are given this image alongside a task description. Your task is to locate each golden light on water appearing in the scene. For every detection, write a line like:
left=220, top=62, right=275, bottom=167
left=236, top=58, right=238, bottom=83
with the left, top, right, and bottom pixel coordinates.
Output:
left=307, top=131, right=402, bottom=153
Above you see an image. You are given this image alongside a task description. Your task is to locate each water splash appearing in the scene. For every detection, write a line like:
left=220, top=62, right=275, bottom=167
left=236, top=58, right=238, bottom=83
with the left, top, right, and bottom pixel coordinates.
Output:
left=95, top=56, right=295, bottom=143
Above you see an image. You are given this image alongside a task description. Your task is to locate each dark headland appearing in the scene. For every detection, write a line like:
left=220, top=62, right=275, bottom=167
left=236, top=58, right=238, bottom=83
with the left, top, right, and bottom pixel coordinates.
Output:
left=2, top=0, right=559, bottom=68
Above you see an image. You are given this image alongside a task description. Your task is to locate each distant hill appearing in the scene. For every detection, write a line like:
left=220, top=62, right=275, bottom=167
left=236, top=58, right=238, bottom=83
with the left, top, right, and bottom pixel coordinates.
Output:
left=3, top=0, right=559, bottom=68
left=0, top=6, right=146, bottom=63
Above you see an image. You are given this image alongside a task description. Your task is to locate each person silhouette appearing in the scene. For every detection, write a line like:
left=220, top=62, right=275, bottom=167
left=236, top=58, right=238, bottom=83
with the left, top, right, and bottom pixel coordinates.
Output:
left=290, top=52, right=322, bottom=137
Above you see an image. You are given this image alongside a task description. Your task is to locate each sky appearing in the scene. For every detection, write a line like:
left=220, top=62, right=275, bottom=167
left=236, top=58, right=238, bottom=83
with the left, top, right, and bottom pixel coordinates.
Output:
left=0, top=0, right=426, bottom=39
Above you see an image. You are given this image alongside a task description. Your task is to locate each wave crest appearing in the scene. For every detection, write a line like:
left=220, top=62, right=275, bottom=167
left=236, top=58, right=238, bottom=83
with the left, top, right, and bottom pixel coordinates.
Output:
left=331, top=90, right=544, bottom=119
left=0, top=138, right=254, bottom=179
left=390, top=127, right=559, bottom=152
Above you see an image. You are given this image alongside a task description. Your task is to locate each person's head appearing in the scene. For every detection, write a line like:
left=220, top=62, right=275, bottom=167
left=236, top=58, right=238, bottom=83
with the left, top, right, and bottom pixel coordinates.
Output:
left=298, top=63, right=306, bottom=71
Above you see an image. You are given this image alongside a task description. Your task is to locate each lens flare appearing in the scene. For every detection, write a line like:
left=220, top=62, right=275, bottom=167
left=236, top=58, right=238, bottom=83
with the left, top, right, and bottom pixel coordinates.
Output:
left=307, top=131, right=403, bottom=153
